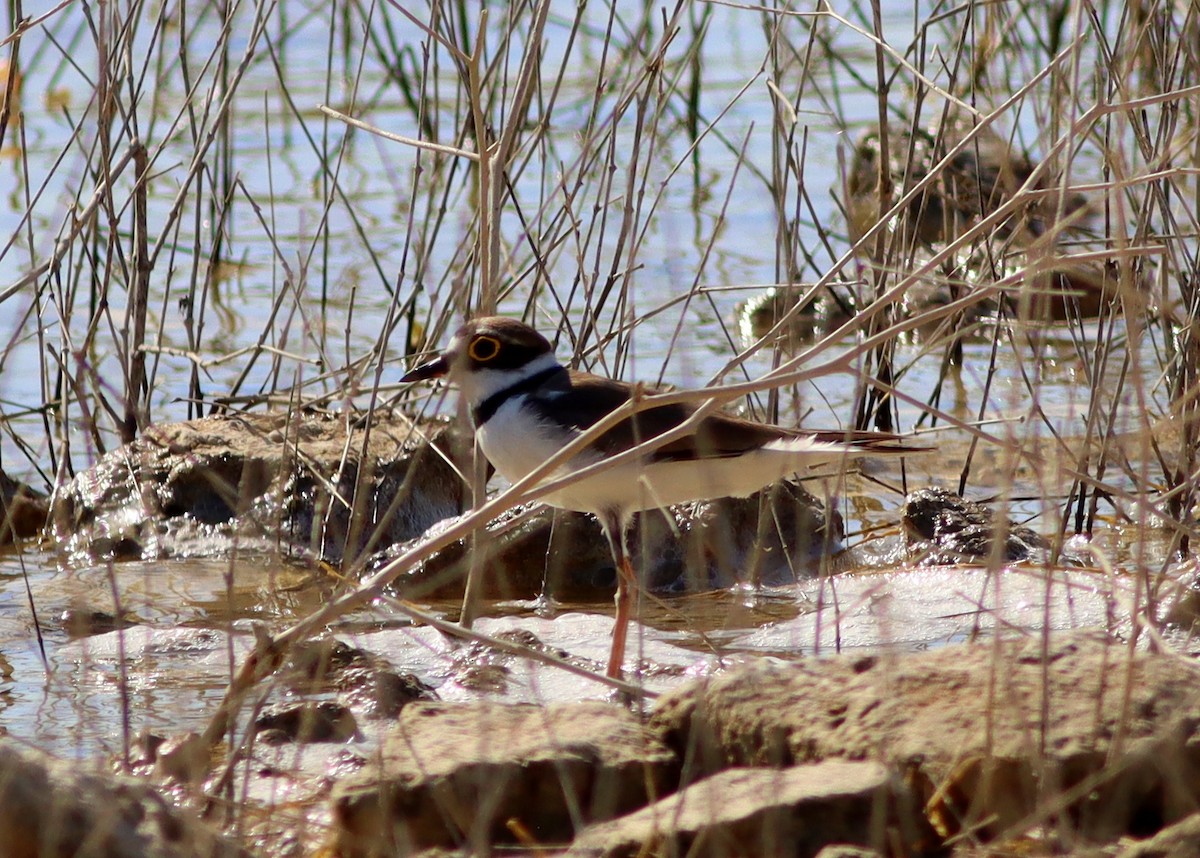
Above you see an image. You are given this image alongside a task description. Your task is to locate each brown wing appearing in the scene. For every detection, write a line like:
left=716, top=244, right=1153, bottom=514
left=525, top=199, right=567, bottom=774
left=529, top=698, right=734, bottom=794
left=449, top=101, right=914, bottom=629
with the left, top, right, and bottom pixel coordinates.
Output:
left=650, top=411, right=791, bottom=460
left=652, top=417, right=923, bottom=459
left=529, top=371, right=789, bottom=461
left=530, top=370, right=923, bottom=460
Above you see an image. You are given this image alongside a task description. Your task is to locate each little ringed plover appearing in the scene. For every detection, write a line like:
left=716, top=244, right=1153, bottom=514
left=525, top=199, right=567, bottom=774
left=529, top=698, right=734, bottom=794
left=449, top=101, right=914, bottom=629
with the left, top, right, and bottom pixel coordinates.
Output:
left=402, top=316, right=922, bottom=679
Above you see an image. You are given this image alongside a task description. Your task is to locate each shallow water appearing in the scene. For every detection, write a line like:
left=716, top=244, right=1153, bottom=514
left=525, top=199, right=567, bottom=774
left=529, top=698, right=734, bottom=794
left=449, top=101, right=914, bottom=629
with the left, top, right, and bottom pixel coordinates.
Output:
left=0, top=525, right=1162, bottom=764
left=0, top=0, right=1193, bottom=791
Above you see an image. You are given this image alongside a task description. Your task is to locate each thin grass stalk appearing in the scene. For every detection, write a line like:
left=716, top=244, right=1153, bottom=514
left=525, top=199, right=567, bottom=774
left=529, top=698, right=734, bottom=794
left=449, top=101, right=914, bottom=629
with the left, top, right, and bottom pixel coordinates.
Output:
left=120, top=141, right=149, bottom=442
left=0, top=1, right=20, bottom=153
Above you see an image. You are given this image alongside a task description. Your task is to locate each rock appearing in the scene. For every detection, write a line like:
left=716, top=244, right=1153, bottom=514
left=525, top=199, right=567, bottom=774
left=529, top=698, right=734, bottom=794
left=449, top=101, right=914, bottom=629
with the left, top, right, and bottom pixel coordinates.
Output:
left=341, top=668, right=437, bottom=719
left=680, top=479, right=843, bottom=590
left=386, top=504, right=617, bottom=601
left=49, top=411, right=470, bottom=567
left=255, top=701, right=358, bottom=744
left=902, top=486, right=1050, bottom=563
left=0, top=467, right=48, bottom=544
left=566, top=762, right=929, bottom=858
left=284, top=638, right=373, bottom=687
left=0, top=737, right=248, bottom=857
left=332, top=701, right=678, bottom=855
left=388, top=479, right=841, bottom=602
left=280, top=636, right=437, bottom=718
left=650, top=633, right=1200, bottom=845
left=59, top=607, right=137, bottom=637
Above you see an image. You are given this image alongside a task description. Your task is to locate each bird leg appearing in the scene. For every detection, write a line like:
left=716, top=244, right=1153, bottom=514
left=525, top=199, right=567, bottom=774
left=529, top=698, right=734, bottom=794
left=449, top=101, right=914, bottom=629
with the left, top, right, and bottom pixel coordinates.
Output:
left=601, top=512, right=637, bottom=680
left=606, top=553, right=638, bottom=679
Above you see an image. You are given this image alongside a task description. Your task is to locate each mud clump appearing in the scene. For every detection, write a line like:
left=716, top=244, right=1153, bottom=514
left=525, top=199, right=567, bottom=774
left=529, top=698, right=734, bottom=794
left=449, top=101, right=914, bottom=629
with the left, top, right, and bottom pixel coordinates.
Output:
left=49, top=410, right=471, bottom=567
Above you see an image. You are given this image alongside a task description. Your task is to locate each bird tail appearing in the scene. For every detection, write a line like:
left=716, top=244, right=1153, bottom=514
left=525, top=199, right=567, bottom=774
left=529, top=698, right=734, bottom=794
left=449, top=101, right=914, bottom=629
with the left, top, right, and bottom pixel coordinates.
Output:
left=799, top=429, right=932, bottom=457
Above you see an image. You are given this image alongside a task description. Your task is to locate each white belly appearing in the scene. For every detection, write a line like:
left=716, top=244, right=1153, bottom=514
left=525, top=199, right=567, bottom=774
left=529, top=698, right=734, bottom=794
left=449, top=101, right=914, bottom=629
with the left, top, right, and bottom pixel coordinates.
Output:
left=475, top=398, right=590, bottom=490
left=477, top=399, right=852, bottom=517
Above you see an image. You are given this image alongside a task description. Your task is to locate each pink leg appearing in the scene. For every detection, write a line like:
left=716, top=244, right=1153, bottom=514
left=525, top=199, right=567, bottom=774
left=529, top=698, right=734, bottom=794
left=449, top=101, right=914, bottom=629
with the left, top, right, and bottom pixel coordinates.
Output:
left=606, top=555, right=637, bottom=679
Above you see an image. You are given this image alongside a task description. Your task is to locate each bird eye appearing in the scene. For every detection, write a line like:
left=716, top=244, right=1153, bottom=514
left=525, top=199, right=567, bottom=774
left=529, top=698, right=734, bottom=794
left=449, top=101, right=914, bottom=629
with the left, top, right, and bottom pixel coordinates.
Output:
left=468, top=335, right=501, bottom=362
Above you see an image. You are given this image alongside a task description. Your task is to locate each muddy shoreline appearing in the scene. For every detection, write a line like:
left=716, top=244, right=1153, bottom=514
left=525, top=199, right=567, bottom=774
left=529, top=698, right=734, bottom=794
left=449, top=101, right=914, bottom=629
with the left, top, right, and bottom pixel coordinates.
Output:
left=2, top=410, right=1195, bottom=857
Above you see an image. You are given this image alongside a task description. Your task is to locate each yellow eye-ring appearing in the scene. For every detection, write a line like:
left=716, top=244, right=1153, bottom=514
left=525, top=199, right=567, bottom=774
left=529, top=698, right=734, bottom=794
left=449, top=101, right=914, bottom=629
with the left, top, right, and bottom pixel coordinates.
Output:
left=468, top=335, right=501, bottom=362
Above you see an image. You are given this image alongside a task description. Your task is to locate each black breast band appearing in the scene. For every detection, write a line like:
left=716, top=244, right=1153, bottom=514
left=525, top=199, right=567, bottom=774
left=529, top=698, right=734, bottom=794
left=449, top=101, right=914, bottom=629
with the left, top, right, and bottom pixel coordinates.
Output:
left=473, top=365, right=567, bottom=426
